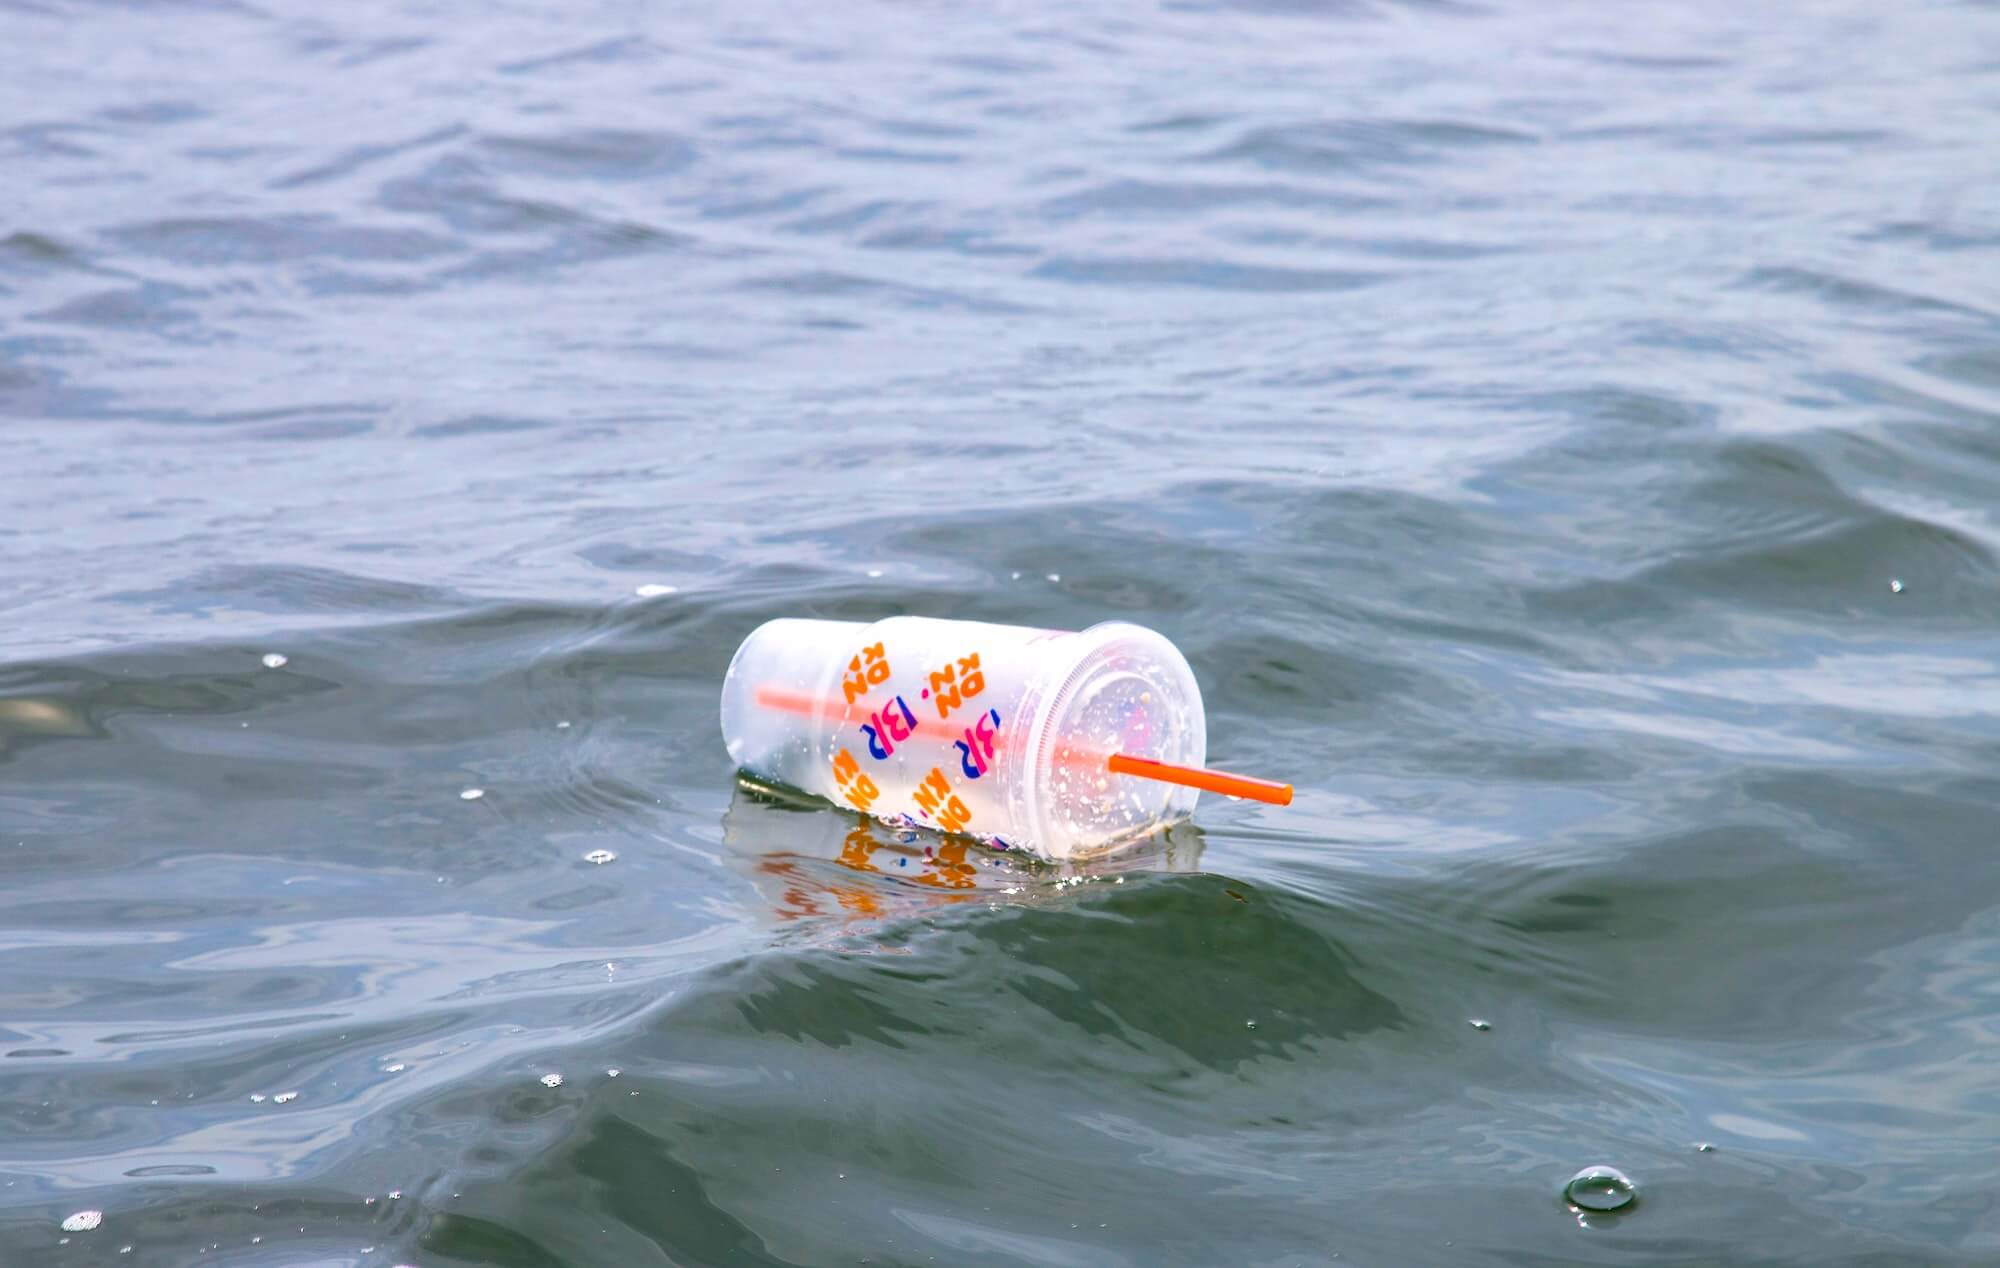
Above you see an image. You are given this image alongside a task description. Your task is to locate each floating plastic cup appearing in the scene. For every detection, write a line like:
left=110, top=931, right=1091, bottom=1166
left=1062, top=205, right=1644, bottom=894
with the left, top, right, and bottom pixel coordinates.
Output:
left=719, top=616, right=1289, bottom=860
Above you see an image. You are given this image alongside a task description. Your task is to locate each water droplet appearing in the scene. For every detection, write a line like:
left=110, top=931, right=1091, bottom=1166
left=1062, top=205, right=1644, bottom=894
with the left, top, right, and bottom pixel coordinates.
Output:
left=1468, top=1019, right=1492, bottom=1031
left=540, top=1073, right=563, bottom=1088
left=459, top=788, right=484, bottom=801
left=1563, top=1165, right=1636, bottom=1212
left=634, top=583, right=676, bottom=597
left=583, top=848, right=617, bottom=865
left=272, top=1091, right=298, bottom=1104
left=61, top=1211, right=102, bottom=1233
left=1889, top=578, right=1905, bottom=594
left=260, top=653, right=287, bottom=669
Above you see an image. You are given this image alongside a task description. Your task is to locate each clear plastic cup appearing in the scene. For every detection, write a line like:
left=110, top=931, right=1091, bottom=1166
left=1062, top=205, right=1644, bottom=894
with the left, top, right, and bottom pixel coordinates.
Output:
left=720, top=616, right=1206, bottom=859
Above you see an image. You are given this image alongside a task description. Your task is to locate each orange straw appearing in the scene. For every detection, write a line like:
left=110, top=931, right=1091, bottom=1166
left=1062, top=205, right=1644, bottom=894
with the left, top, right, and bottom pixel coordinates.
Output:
left=1107, top=754, right=1293, bottom=806
left=754, top=686, right=826, bottom=716
left=753, top=684, right=1292, bottom=807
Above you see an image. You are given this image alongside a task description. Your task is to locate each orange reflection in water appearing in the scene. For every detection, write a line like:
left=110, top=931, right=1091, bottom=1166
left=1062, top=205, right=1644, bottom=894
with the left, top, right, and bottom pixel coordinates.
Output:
left=756, top=817, right=987, bottom=923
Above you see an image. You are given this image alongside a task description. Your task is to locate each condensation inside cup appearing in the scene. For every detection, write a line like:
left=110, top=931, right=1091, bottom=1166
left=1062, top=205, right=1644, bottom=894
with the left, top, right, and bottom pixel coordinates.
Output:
left=1038, top=656, right=1203, bottom=855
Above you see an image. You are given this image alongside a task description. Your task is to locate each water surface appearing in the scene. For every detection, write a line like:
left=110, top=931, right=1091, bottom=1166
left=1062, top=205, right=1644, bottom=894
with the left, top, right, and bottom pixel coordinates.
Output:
left=5, top=0, right=2000, bottom=1263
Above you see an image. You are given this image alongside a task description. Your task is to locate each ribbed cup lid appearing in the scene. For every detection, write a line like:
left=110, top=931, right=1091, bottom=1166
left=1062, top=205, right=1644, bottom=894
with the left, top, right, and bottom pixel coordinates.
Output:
left=1023, top=622, right=1206, bottom=858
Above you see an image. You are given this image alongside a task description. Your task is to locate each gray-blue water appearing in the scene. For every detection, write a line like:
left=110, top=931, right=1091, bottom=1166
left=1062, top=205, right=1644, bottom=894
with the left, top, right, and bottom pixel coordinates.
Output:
left=5, top=1, right=2000, bottom=1263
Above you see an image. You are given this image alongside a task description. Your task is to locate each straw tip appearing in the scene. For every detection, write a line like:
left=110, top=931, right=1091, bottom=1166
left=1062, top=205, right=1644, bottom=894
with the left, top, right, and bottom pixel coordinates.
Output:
left=1106, top=753, right=1292, bottom=806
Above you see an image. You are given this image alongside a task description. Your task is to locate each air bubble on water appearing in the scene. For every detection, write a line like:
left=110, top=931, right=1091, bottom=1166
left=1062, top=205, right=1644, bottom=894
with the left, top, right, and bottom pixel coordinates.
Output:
left=260, top=653, right=287, bottom=669
left=634, top=583, right=676, bottom=597
left=1468, top=1019, right=1492, bottom=1031
left=1889, top=578, right=1904, bottom=593
left=273, top=1091, right=298, bottom=1104
left=583, top=848, right=617, bottom=865
left=1563, top=1165, right=1636, bottom=1212
left=61, top=1211, right=102, bottom=1233
left=460, top=788, right=484, bottom=801
left=540, top=1073, right=563, bottom=1088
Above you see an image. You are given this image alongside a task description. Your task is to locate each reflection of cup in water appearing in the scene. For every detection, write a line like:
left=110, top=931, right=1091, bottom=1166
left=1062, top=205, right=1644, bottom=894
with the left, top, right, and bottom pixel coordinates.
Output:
left=720, top=779, right=1205, bottom=926
left=720, top=616, right=1208, bottom=860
